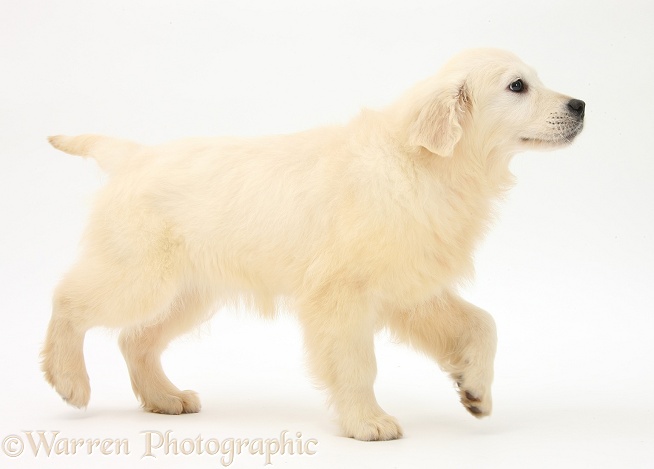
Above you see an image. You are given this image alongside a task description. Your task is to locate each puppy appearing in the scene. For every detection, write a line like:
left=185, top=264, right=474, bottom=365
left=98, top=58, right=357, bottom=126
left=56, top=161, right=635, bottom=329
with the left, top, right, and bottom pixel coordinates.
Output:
left=42, top=49, right=584, bottom=441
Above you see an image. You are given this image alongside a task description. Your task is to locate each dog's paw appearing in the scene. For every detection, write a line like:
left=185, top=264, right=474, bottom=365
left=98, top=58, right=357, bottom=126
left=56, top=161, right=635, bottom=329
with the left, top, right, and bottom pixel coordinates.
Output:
left=454, top=375, right=492, bottom=418
left=342, top=413, right=403, bottom=441
left=42, top=356, right=91, bottom=409
left=44, top=369, right=91, bottom=409
left=143, top=390, right=201, bottom=415
left=460, top=389, right=491, bottom=418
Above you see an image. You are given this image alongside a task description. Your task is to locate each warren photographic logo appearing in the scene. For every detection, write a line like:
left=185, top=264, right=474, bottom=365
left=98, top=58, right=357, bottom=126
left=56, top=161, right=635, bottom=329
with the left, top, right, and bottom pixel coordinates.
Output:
left=1, top=429, right=318, bottom=466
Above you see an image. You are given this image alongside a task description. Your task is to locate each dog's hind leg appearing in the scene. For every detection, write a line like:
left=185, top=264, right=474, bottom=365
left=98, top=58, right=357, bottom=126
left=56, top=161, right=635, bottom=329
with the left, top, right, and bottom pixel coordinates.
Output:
left=41, top=239, right=184, bottom=409
left=119, top=288, right=213, bottom=414
left=41, top=293, right=91, bottom=409
left=298, top=287, right=403, bottom=441
left=387, top=290, right=497, bottom=418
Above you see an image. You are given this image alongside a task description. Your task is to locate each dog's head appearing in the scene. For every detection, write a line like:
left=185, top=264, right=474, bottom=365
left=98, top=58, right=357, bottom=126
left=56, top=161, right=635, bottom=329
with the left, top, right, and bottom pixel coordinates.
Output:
left=400, top=49, right=585, bottom=157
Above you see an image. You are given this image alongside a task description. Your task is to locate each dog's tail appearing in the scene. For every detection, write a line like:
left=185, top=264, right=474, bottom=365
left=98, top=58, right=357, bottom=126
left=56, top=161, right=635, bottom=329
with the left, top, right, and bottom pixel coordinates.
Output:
left=48, top=134, right=144, bottom=173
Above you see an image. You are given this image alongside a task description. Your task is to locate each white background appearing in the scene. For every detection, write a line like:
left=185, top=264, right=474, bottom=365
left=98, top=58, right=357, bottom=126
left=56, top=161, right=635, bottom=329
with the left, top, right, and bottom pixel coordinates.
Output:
left=1, top=1, right=653, bottom=468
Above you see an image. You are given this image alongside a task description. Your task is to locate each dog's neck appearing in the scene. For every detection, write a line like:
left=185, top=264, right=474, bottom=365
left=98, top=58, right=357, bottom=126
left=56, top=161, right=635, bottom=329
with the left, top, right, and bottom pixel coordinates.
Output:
left=407, top=137, right=516, bottom=198
left=450, top=140, right=516, bottom=197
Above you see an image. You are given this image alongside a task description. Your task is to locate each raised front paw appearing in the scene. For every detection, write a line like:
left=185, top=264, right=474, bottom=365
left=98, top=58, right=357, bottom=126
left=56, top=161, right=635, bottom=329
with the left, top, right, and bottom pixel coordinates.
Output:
left=454, top=374, right=492, bottom=418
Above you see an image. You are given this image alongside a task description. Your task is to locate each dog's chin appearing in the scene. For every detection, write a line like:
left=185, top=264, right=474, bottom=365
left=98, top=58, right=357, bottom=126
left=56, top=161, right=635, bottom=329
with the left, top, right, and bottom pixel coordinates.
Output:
left=520, top=125, right=583, bottom=150
left=519, top=137, right=570, bottom=150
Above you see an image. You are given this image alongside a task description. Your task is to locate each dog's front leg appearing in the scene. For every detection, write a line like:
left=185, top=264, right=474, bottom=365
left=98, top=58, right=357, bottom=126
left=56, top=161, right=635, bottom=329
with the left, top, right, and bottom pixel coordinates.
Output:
left=387, top=290, right=497, bottom=417
left=298, top=288, right=403, bottom=441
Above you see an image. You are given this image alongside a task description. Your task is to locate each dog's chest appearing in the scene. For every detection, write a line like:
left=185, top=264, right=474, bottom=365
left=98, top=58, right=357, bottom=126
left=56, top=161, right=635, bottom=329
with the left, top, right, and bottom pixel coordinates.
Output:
left=392, top=182, right=493, bottom=287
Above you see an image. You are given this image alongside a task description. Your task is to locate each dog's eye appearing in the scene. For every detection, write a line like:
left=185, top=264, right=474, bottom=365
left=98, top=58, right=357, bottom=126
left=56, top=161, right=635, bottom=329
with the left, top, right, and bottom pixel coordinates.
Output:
left=509, top=79, right=525, bottom=93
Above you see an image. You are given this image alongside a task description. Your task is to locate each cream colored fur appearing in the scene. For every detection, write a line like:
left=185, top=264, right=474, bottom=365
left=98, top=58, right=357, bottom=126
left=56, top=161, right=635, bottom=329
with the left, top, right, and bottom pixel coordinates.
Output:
left=41, top=49, right=584, bottom=441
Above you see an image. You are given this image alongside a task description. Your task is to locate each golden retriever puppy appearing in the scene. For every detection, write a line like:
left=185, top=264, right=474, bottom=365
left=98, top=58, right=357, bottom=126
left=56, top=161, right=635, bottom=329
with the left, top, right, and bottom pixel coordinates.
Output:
left=41, top=48, right=584, bottom=441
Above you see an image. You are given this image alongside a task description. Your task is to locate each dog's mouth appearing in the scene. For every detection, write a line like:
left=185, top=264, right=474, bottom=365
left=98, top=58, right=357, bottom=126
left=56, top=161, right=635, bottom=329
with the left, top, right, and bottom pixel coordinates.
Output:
left=521, top=121, right=584, bottom=146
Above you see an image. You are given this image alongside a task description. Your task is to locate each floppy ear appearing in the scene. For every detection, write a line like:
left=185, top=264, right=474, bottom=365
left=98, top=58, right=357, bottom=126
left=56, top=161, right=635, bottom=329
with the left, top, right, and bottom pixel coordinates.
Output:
left=408, top=82, right=469, bottom=157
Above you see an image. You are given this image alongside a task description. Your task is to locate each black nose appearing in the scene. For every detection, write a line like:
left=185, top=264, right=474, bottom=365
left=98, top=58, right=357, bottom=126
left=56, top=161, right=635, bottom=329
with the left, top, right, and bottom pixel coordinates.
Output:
left=568, top=99, right=585, bottom=118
